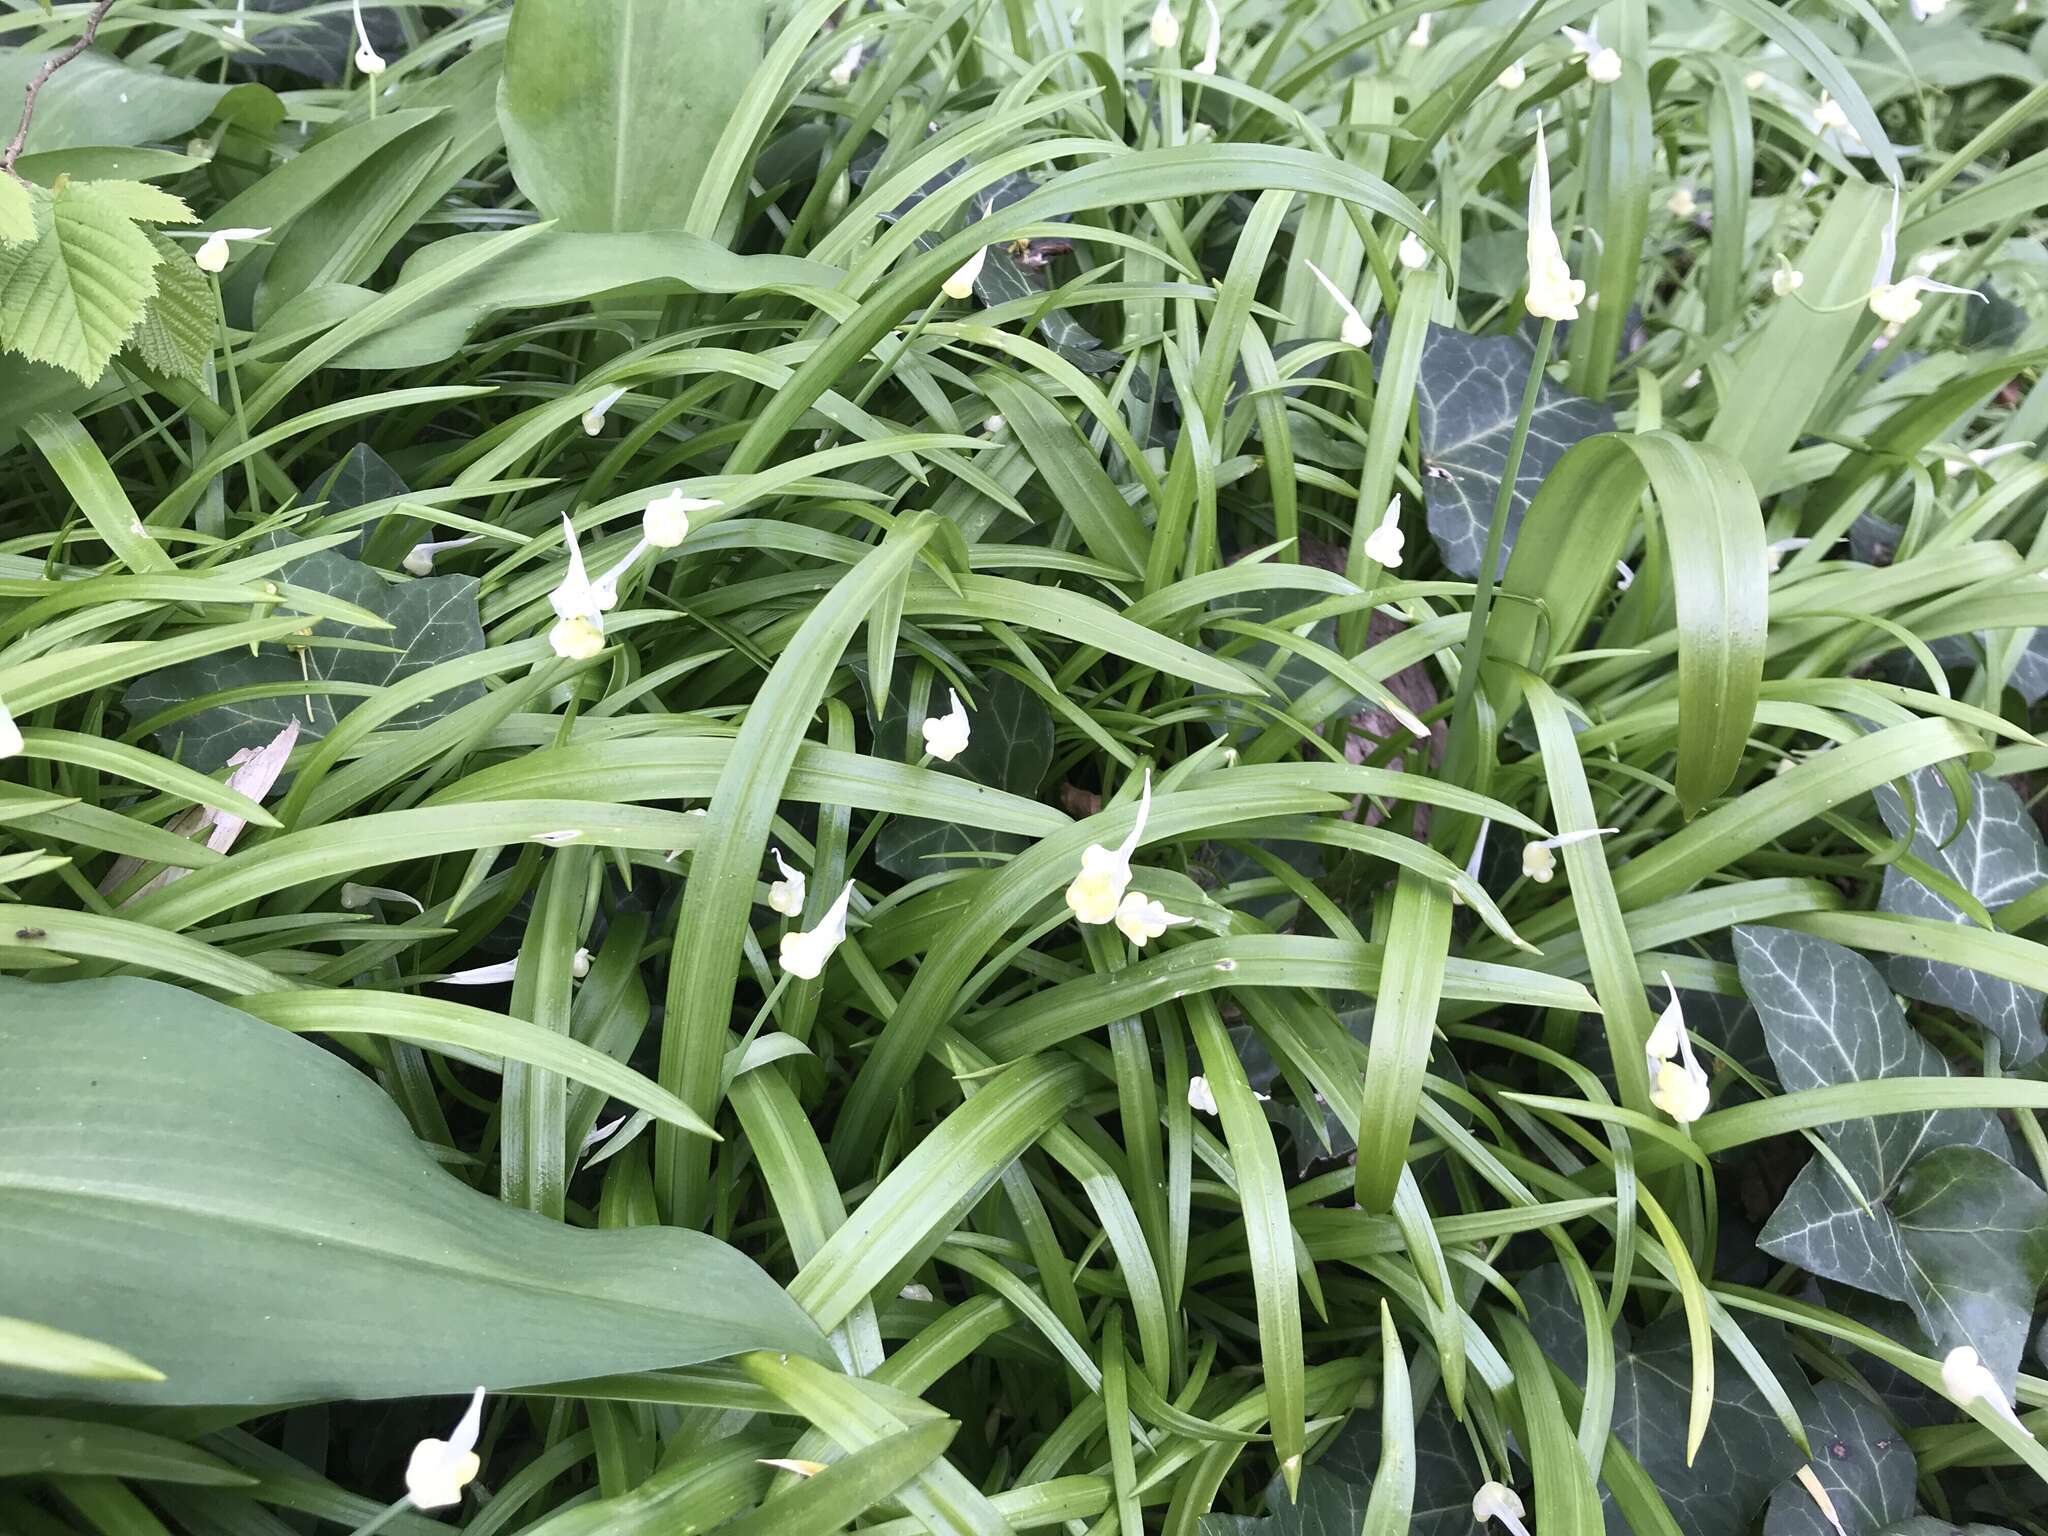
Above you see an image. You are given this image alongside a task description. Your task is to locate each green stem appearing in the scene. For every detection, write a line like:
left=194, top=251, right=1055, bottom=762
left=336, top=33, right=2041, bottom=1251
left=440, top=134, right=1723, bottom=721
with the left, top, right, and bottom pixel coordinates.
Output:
left=1441, top=317, right=1556, bottom=797
left=344, top=1497, right=413, bottom=1536
left=212, top=276, right=260, bottom=520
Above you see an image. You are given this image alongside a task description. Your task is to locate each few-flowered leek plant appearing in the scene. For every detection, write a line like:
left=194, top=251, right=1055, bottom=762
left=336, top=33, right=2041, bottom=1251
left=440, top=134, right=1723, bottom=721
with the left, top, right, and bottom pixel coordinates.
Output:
left=402, top=535, right=480, bottom=575
left=1065, top=771, right=1153, bottom=925
left=1473, top=1482, right=1531, bottom=1536
left=1520, top=826, right=1619, bottom=883
left=1869, top=190, right=1982, bottom=326
left=580, top=386, right=627, bottom=436
left=767, top=848, right=806, bottom=917
left=182, top=226, right=270, bottom=273
left=1148, top=0, right=1179, bottom=49
left=1560, top=23, right=1621, bottom=82
left=941, top=245, right=986, bottom=300
left=1363, top=494, right=1405, bottom=568
left=350, top=0, right=387, bottom=75
left=1114, top=892, right=1190, bottom=947
left=644, top=489, right=718, bottom=548
left=779, top=880, right=855, bottom=979
left=404, top=1388, right=485, bottom=1509
left=548, top=514, right=641, bottom=660
left=1302, top=257, right=1371, bottom=347
left=1942, top=1346, right=2037, bottom=1438
left=1192, top=0, right=1221, bottom=75
left=1525, top=122, right=1585, bottom=321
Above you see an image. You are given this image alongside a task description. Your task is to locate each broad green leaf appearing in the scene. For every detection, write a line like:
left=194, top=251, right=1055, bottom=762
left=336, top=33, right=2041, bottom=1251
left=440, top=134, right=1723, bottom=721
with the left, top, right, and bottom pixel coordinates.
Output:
left=1762, top=1382, right=1915, bottom=1536
left=1414, top=323, right=1614, bottom=577
left=1873, top=768, right=2048, bottom=1067
left=0, top=179, right=31, bottom=245
left=500, top=0, right=774, bottom=232
left=0, top=52, right=274, bottom=154
left=0, top=976, right=828, bottom=1405
left=124, top=538, right=485, bottom=772
left=123, top=230, right=214, bottom=382
left=0, top=181, right=162, bottom=386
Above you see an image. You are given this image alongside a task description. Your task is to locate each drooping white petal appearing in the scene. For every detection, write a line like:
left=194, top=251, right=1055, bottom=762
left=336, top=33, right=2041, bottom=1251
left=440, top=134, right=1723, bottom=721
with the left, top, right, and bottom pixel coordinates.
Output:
left=1192, top=0, right=1220, bottom=74
left=942, top=246, right=987, bottom=300
left=404, top=1388, right=485, bottom=1509
left=779, top=880, right=855, bottom=979
left=351, top=0, right=387, bottom=74
left=1473, top=1481, right=1530, bottom=1536
left=1302, top=258, right=1370, bottom=347
left=768, top=848, right=807, bottom=918
left=1363, top=495, right=1405, bottom=569
left=1187, top=1074, right=1218, bottom=1114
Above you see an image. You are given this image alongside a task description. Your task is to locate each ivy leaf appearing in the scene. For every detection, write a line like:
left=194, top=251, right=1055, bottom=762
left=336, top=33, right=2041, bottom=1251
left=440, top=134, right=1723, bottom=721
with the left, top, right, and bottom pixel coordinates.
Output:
left=1737, top=927, right=2038, bottom=1391
left=124, top=231, right=214, bottom=382
left=1302, top=1394, right=1483, bottom=1536
left=1414, top=323, right=1614, bottom=577
left=1879, top=1523, right=2024, bottom=1536
left=1195, top=1467, right=1371, bottom=1536
left=1762, top=1382, right=1915, bottom=1536
left=318, top=442, right=410, bottom=515
left=0, top=181, right=164, bottom=386
left=122, top=539, right=486, bottom=772
left=1873, top=768, right=2048, bottom=1066
left=0, top=179, right=32, bottom=245
left=870, top=669, right=1051, bottom=881
left=874, top=820, right=1027, bottom=882
left=1607, top=1312, right=1815, bottom=1536
left=1889, top=1145, right=2048, bottom=1396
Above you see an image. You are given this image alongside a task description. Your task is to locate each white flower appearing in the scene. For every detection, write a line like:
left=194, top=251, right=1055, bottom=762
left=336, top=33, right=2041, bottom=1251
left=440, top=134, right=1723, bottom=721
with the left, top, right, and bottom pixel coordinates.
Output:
left=767, top=848, right=807, bottom=917
left=828, top=41, right=863, bottom=86
left=1303, top=257, right=1371, bottom=347
left=1869, top=186, right=1981, bottom=325
left=589, top=541, right=648, bottom=613
left=1187, top=1074, right=1218, bottom=1115
left=921, top=688, right=972, bottom=762
left=779, top=880, right=854, bottom=979
left=350, top=0, right=387, bottom=74
left=581, top=386, right=627, bottom=436
left=1521, top=826, right=1619, bottom=883
left=1065, top=771, right=1151, bottom=924
left=550, top=617, right=605, bottom=660
left=547, top=514, right=621, bottom=659
left=1667, top=186, right=1697, bottom=219
left=1472, top=1482, right=1530, bottom=1536
left=1771, top=258, right=1804, bottom=298
left=1399, top=228, right=1429, bottom=270
left=1406, top=11, right=1432, bottom=49
left=983, top=414, right=1005, bottom=434
left=1496, top=58, right=1526, bottom=90
left=1744, top=68, right=1767, bottom=90
left=572, top=946, right=592, bottom=979
left=1941, top=1345, right=2035, bottom=1436
left=899, top=1283, right=935, bottom=1303
left=190, top=226, right=271, bottom=274
left=1910, top=0, right=1950, bottom=18
left=1811, top=91, right=1851, bottom=133
left=0, top=698, right=20, bottom=760
left=645, top=490, right=718, bottom=549
left=1615, top=560, right=1634, bottom=592
left=1764, top=537, right=1810, bottom=573
left=442, top=959, right=519, bottom=985
left=1192, top=0, right=1220, bottom=75
left=1363, top=495, right=1405, bottom=569
left=942, top=245, right=986, bottom=301
left=1561, top=24, right=1619, bottom=83
left=403, top=536, right=480, bottom=576
left=341, top=882, right=424, bottom=914
left=1645, top=971, right=1711, bottom=1124
left=1525, top=122, right=1585, bottom=321
left=1150, top=0, right=1180, bottom=48
left=405, top=1388, right=484, bottom=1509
left=1115, top=892, right=1191, bottom=947
left=758, top=1458, right=830, bottom=1478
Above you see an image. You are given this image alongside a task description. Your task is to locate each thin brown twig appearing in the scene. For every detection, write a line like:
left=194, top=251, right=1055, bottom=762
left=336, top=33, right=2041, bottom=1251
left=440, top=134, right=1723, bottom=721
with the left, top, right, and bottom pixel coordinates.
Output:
left=2, top=0, right=121, bottom=181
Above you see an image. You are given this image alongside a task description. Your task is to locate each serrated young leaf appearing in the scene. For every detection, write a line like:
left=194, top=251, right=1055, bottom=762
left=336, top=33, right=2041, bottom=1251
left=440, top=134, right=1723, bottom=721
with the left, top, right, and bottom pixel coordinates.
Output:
left=1873, top=768, right=2048, bottom=1067
left=0, top=181, right=162, bottom=385
left=1763, top=1381, right=1915, bottom=1536
left=124, top=230, right=214, bottom=381
left=1414, top=323, right=1614, bottom=577
left=71, top=180, right=198, bottom=226
left=0, top=178, right=32, bottom=245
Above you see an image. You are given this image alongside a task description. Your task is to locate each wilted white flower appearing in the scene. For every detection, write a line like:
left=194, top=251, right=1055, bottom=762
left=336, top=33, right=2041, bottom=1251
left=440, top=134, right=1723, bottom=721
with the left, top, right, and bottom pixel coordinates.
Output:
left=921, top=688, right=972, bottom=762
left=1869, top=186, right=1981, bottom=325
left=1560, top=24, right=1620, bottom=83
left=1150, top=0, right=1180, bottom=49
left=1192, top=0, right=1220, bottom=75
left=350, top=0, right=387, bottom=74
left=341, top=882, right=424, bottom=914
left=1941, top=1345, right=2035, bottom=1437
left=1303, top=257, right=1371, bottom=347
left=1764, top=537, right=1811, bottom=573
left=828, top=41, right=864, bottom=86
left=1472, top=1482, right=1530, bottom=1536
left=1525, top=122, right=1585, bottom=321
left=1496, top=58, right=1527, bottom=90
left=779, top=880, right=855, bottom=979
left=1114, top=892, right=1191, bottom=947
left=1187, top=1074, right=1219, bottom=1115
left=581, top=386, right=627, bottom=436
left=1406, top=11, right=1432, bottom=48
left=1667, top=185, right=1697, bottom=218
left=1811, top=91, right=1851, bottom=133
left=405, top=1388, right=484, bottom=1509
left=1363, top=495, right=1405, bottom=569
left=942, top=245, right=986, bottom=300
left=1771, top=258, right=1805, bottom=297
left=402, top=536, right=480, bottom=576
left=644, top=490, right=718, bottom=549
left=1645, top=971, right=1711, bottom=1123
left=1521, top=826, right=1619, bottom=883
left=1065, top=771, right=1151, bottom=924
left=767, top=847, right=807, bottom=917
left=0, top=698, right=20, bottom=760
left=190, top=226, right=271, bottom=274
